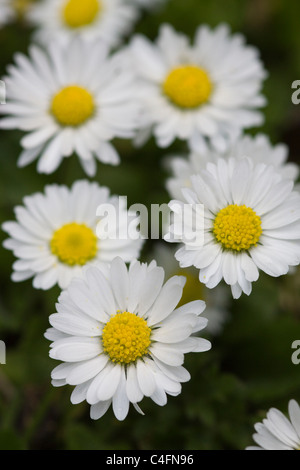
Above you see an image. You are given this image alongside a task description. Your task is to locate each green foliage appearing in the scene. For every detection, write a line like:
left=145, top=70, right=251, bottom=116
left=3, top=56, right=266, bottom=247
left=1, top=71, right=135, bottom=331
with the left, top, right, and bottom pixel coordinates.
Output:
left=0, top=0, right=299, bottom=450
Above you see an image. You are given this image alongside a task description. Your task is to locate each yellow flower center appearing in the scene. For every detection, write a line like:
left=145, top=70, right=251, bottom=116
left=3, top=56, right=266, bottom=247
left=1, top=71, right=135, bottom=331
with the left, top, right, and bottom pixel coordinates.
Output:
left=213, top=204, right=262, bottom=252
left=50, top=223, right=98, bottom=266
left=162, top=65, right=212, bottom=109
left=51, top=85, right=95, bottom=127
left=63, top=0, right=101, bottom=29
left=102, top=312, right=151, bottom=364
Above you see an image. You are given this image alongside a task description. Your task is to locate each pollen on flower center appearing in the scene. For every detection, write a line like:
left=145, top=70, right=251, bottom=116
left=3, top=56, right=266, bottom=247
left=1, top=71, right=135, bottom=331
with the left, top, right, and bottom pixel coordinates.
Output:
left=162, top=65, right=212, bottom=109
left=213, top=204, right=262, bottom=252
left=102, top=312, right=151, bottom=364
left=63, top=0, right=101, bottom=29
left=51, top=85, right=95, bottom=127
left=50, top=222, right=98, bottom=266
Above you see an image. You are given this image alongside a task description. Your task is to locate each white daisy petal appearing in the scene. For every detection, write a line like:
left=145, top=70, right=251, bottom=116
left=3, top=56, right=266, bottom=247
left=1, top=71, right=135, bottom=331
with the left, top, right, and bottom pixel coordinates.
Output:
left=90, top=400, right=112, bottom=420
left=126, top=363, right=143, bottom=403
left=66, top=356, right=109, bottom=385
left=110, top=257, right=130, bottom=311
left=151, top=321, right=193, bottom=344
left=112, top=368, right=130, bottom=421
left=146, top=276, right=186, bottom=325
left=289, top=400, right=300, bottom=439
left=150, top=386, right=168, bottom=407
left=96, top=363, right=122, bottom=401
left=3, top=180, right=143, bottom=290
left=1, top=36, right=139, bottom=175
left=166, top=134, right=299, bottom=201
left=136, top=359, right=156, bottom=397
left=46, top=259, right=210, bottom=420
left=71, top=381, right=92, bottom=404
left=50, top=336, right=102, bottom=362
left=49, top=312, right=101, bottom=337
left=247, top=400, right=300, bottom=450
left=265, top=409, right=299, bottom=447
left=135, top=266, right=165, bottom=316
left=166, top=156, right=300, bottom=299
left=28, top=0, right=138, bottom=49
left=129, top=24, right=266, bottom=150
left=150, top=343, right=184, bottom=367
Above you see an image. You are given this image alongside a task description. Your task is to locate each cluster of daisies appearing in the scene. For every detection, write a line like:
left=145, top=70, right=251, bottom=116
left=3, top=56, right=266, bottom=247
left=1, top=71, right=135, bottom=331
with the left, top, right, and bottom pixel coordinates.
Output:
left=1, top=0, right=300, bottom=449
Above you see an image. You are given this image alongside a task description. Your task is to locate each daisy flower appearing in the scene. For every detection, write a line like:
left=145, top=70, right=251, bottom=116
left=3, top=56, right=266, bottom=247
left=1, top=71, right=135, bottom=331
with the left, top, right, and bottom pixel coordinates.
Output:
left=0, top=38, right=139, bottom=176
left=129, top=23, right=267, bottom=151
left=166, top=133, right=300, bottom=201
left=152, top=243, right=229, bottom=335
left=247, top=399, right=300, bottom=450
left=45, top=257, right=211, bottom=421
left=27, top=0, right=138, bottom=49
left=165, top=157, right=300, bottom=299
left=2, top=180, right=144, bottom=290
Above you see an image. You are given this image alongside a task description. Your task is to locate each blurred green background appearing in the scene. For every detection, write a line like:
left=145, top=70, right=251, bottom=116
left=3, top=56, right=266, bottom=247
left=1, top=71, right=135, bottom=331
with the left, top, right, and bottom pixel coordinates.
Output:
left=0, top=0, right=300, bottom=450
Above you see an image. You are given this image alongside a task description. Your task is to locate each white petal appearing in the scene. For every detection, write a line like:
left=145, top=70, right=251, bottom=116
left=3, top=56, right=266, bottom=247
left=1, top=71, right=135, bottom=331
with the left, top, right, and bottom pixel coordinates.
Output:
left=150, top=343, right=184, bottom=367
left=110, top=257, right=129, bottom=311
left=49, top=312, right=100, bottom=337
left=151, top=322, right=193, bottom=344
left=147, top=276, right=186, bottom=326
left=50, top=337, right=101, bottom=362
left=136, top=359, right=156, bottom=397
left=90, top=400, right=111, bottom=420
left=112, top=368, right=130, bottom=421
left=66, top=355, right=109, bottom=386
left=136, top=266, right=165, bottom=316
left=289, top=400, right=300, bottom=440
left=67, top=279, right=105, bottom=322
left=96, top=363, right=122, bottom=401
left=126, top=363, right=143, bottom=403
left=71, top=381, right=91, bottom=404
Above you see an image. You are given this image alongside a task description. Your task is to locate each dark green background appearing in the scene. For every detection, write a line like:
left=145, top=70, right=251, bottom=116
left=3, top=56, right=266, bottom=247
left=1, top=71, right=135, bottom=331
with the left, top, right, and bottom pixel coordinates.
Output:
left=0, top=0, right=300, bottom=450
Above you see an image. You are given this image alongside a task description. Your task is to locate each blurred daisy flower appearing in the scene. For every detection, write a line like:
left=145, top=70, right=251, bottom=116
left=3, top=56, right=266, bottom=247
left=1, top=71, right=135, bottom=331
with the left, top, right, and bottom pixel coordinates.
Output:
left=2, top=180, right=144, bottom=290
left=152, top=243, right=230, bottom=335
left=0, top=0, right=64, bottom=27
left=45, top=257, right=211, bottom=421
left=0, top=38, right=139, bottom=176
left=247, top=399, right=300, bottom=450
left=129, top=23, right=267, bottom=151
left=0, top=0, right=16, bottom=26
left=165, top=133, right=300, bottom=200
left=130, top=0, right=169, bottom=10
left=27, top=0, right=138, bottom=49
left=165, top=157, right=300, bottom=299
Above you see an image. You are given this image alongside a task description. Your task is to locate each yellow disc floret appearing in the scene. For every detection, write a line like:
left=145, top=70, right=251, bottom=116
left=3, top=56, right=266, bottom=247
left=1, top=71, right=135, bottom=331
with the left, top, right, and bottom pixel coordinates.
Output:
left=51, top=85, right=95, bottom=127
left=213, top=204, right=262, bottom=252
left=63, top=0, right=101, bottom=29
left=102, top=312, right=151, bottom=364
left=50, top=222, right=98, bottom=266
left=162, top=65, right=212, bottom=109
